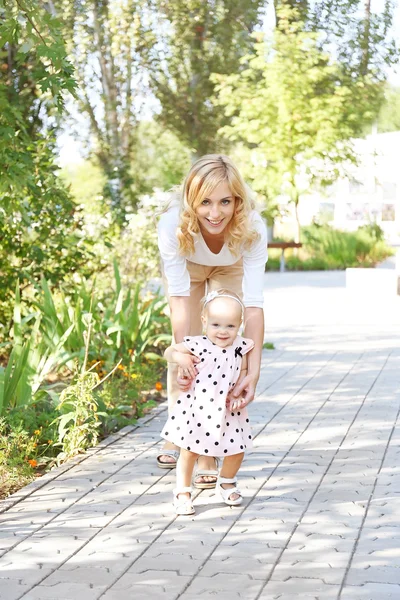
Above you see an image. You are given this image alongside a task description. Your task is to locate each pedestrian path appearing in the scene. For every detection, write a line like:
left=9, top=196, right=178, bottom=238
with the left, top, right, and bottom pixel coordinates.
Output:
left=1, top=272, right=400, bottom=600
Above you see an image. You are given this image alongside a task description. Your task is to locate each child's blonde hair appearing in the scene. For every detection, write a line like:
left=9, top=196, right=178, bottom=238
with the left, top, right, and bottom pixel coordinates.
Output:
left=176, top=155, right=260, bottom=256
left=201, top=288, right=244, bottom=320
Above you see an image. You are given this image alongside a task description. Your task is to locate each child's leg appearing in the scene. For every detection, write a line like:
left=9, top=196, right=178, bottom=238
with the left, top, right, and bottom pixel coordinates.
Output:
left=176, top=449, right=199, bottom=498
left=219, top=452, right=245, bottom=501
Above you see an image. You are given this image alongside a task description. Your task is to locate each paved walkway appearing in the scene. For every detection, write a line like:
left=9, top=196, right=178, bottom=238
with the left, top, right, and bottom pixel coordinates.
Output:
left=1, top=271, right=400, bottom=600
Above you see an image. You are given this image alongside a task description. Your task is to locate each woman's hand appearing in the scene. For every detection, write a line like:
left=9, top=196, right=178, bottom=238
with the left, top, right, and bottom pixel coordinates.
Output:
left=227, top=371, right=258, bottom=411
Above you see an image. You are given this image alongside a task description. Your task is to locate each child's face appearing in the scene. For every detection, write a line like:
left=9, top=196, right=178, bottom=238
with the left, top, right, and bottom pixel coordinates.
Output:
left=201, top=297, right=242, bottom=348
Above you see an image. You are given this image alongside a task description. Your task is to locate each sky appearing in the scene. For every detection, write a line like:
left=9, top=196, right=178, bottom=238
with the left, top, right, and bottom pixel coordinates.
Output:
left=57, top=1, right=400, bottom=167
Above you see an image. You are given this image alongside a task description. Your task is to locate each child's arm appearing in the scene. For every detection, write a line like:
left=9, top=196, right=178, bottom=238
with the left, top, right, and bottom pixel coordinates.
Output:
left=164, top=343, right=200, bottom=379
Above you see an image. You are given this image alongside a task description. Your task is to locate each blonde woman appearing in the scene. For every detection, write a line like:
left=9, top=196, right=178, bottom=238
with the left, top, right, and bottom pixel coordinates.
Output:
left=157, top=154, right=267, bottom=489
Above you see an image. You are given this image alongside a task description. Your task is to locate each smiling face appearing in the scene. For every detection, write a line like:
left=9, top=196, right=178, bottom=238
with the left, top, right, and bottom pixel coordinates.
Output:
left=195, top=181, right=235, bottom=237
left=201, top=297, right=242, bottom=348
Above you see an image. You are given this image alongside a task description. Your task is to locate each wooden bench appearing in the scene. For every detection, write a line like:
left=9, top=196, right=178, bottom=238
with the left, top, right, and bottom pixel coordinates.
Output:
left=268, top=242, right=302, bottom=272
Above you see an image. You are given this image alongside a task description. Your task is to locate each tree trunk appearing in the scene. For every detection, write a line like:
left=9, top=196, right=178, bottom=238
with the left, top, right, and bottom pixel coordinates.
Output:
left=360, top=0, right=372, bottom=75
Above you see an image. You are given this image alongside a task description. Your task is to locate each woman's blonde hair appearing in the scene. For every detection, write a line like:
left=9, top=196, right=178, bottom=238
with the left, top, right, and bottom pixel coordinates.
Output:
left=176, top=154, right=260, bottom=256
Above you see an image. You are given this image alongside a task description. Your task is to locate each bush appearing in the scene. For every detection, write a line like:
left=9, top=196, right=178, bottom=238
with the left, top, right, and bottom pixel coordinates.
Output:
left=301, top=224, right=393, bottom=269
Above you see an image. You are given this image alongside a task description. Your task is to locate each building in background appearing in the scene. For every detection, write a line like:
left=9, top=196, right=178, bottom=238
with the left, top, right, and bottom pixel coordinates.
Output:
left=276, top=131, right=400, bottom=242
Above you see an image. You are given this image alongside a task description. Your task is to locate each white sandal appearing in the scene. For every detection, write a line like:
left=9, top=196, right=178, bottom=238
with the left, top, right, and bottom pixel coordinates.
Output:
left=217, top=476, right=243, bottom=506
left=156, top=449, right=179, bottom=469
left=173, top=487, right=195, bottom=516
left=193, top=457, right=220, bottom=489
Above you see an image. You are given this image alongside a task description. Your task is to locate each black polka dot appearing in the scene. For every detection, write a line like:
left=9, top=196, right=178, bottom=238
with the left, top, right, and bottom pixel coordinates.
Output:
left=246, top=418, right=249, bottom=423
left=200, top=406, right=203, bottom=410
left=248, top=435, right=252, bottom=439
left=201, top=358, right=205, bottom=362
left=196, top=379, right=200, bottom=383
left=177, top=400, right=181, bottom=404
left=203, top=336, right=206, bottom=339
left=177, top=426, right=180, bottom=430
left=220, top=391, right=223, bottom=394
left=191, top=348, right=194, bottom=351
left=189, top=430, right=193, bottom=434
left=187, top=446, right=191, bottom=450
left=171, top=416, right=175, bottom=420
left=222, top=349, right=226, bottom=353
left=206, top=432, right=210, bottom=436
left=208, top=415, right=211, bottom=419
left=197, top=423, right=201, bottom=427
left=224, top=449, right=228, bottom=453
left=213, top=381, right=217, bottom=385
left=214, top=358, right=217, bottom=362
left=203, top=348, right=207, bottom=353
left=215, top=442, right=219, bottom=446
left=165, top=432, right=168, bottom=435
left=208, top=374, right=212, bottom=378
left=238, top=412, right=241, bottom=415
left=218, top=408, right=223, bottom=412
left=231, top=412, right=234, bottom=416
left=236, top=429, right=239, bottom=433
left=240, top=445, right=243, bottom=449
left=181, top=436, right=184, bottom=441
left=230, top=439, right=234, bottom=443
left=217, top=365, right=221, bottom=369
left=204, top=449, right=209, bottom=453
left=202, top=389, right=206, bottom=393
left=226, top=422, right=230, bottom=426
left=187, top=421, right=189, bottom=425
left=222, top=374, right=226, bottom=378
left=187, top=394, right=191, bottom=398
left=196, top=440, right=200, bottom=443
left=217, top=424, right=221, bottom=428
left=199, top=352, right=203, bottom=356
left=183, top=411, right=186, bottom=415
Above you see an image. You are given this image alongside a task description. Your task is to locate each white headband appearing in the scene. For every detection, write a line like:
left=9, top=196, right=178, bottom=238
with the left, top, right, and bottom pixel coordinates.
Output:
left=204, top=291, right=245, bottom=313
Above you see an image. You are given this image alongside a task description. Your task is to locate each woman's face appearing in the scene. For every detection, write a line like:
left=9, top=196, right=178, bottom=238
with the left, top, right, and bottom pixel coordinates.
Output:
left=195, top=182, right=235, bottom=236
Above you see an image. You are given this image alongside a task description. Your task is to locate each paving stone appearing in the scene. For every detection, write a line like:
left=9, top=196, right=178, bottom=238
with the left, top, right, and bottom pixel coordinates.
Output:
left=340, top=583, right=400, bottom=599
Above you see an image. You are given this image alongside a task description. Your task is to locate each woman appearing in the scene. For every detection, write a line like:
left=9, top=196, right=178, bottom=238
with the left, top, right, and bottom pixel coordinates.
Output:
left=157, top=154, right=267, bottom=488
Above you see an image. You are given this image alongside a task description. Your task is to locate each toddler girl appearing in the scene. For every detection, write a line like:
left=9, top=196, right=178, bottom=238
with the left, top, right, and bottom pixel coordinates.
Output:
left=161, top=289, right=254, bottom=515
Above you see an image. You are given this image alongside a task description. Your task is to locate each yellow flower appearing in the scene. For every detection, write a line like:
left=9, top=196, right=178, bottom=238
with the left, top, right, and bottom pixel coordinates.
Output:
left=131, top=373, right=138, bottom=380
left=47, top=440, right=53, bottom=445
left=34, top=429, right=41, bottom=435
left=155, top=382, right=163, bottom=391
left=32, top=442, right=37, bottom=448
left=28, top=459, right=37, bottom=468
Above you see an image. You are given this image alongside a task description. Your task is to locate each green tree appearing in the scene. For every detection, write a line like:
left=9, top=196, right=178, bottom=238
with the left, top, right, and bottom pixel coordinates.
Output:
left=377, top=85, right=400, bottom=133
left=138, top=0, right=265, bottom=159
left=0, top=1, right=93, bottom=328
left=56, top=0, right=145, bottom=219
left=214, top=5, right=395, bottom=241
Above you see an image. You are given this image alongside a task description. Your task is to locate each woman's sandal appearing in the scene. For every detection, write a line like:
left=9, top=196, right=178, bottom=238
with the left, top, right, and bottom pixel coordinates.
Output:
left=173, top=487, right=195, bottom=516
left=217, top=475, right=243, bottom=506
left=193, top=457, right=220, bottom=489
left=156, top=449, right=180, bottom=469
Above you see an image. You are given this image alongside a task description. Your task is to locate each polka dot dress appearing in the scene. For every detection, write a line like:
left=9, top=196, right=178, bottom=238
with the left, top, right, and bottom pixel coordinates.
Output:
left=161, top=335, right=255, bottom=457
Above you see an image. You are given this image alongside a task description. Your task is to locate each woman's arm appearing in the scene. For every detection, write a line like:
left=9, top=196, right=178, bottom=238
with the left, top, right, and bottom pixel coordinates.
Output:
left=230, top=307, right=264, bottom=406
left=169, top=296, right=191, bottom=343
